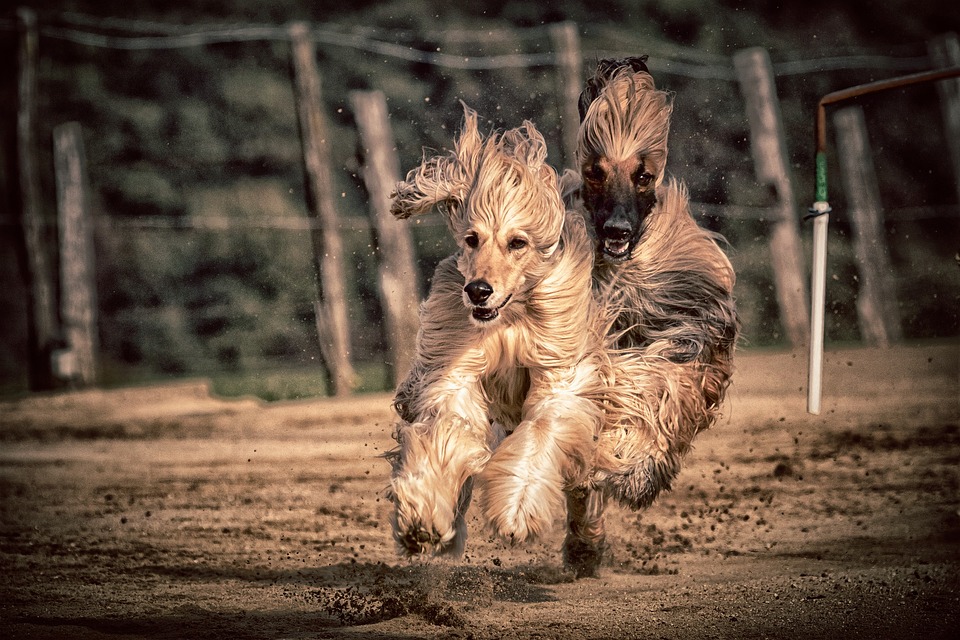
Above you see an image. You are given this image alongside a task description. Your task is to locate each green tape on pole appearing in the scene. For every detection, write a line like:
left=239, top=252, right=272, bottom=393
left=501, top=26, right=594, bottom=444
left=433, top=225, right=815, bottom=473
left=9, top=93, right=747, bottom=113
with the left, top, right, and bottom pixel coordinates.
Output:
left=815, top=151, right=828, bottom=203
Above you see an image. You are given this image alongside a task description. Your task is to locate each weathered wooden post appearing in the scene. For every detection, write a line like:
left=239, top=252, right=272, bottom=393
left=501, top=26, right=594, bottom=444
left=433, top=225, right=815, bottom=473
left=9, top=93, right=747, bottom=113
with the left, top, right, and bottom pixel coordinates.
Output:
left=53, top=122, right=99, bottom=385
left=549, top=21, right=583, bottom=169
left=928, top=33, right=960, bottom=205
left=734, top=47, right=809, bottom=347
left=348, top=90, right=419, bottom=387
left=17, top=7, right=60, bottom=391
left=832, top=106, right=902, bottom=347
left=288, top=21, right=355, bottom=396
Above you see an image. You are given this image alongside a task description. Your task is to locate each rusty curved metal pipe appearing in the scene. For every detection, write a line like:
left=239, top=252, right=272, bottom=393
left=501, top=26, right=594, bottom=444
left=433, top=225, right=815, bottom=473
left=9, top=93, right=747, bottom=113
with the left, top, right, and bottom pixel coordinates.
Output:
left=807, top=65, right=960, bottom=415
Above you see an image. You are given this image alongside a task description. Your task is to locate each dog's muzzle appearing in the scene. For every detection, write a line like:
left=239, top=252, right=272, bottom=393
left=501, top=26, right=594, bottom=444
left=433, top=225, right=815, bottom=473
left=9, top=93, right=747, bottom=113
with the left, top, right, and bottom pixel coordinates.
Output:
left=601, top=237, right=632, bottom=261
left=599, top=212, right=642, bottom=262
left=465, top=279, right=511, bottom=322
left=600, top=225, right=634, bottom=262
left=470, top=294, right=512, bottom=323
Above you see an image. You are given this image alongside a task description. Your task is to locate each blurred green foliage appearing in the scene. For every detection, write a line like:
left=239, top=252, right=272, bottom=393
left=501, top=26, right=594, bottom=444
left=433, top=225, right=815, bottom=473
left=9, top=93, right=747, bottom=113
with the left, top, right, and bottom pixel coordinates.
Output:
left=0, top=0, right=957, bottom=397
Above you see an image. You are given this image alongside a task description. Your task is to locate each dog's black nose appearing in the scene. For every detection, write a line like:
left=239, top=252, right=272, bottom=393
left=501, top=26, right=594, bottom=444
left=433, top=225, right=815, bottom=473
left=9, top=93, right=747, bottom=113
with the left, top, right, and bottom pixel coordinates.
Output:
left=464, top=280, right=494, bottom=304
left=602, top=216, right=633, bottom=241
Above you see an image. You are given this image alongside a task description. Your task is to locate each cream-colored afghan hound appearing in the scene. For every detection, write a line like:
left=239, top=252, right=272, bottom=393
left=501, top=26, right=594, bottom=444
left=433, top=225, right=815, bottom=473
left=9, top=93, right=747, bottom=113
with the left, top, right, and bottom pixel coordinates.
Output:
left=387, top=104, right=604, bottom=557
left=562, top=57, right=740, bottom=577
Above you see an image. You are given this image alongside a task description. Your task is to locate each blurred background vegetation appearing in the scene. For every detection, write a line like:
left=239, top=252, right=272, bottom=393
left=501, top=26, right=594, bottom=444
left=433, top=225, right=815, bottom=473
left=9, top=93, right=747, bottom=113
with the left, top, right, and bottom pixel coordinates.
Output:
left=0, top=0, right=957, bottom=399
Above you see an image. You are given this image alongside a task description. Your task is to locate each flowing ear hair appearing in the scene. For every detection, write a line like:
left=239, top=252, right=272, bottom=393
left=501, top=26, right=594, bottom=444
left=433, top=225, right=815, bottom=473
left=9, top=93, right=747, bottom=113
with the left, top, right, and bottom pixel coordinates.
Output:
left=577, top=63, right=673, bottom=180
left=390, top=102, right=483, bottom=221
left=501, top=119, right=547, bottom=170
left=578, top=55, right=650, bottom=122
left=502, top=119, right=560, bottom=197
left=390, top=153, right=458, bottom=220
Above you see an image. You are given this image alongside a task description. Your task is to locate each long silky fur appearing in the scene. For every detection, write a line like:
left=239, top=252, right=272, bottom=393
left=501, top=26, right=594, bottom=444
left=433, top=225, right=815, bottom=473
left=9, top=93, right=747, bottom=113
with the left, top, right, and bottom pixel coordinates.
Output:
left=387, top=104, right=605, bottom=557
left=577, top=60, right=673, bottom=186
left=566, top=180, right=738, bottom=511
left=577, top=60, right=740, bottom=512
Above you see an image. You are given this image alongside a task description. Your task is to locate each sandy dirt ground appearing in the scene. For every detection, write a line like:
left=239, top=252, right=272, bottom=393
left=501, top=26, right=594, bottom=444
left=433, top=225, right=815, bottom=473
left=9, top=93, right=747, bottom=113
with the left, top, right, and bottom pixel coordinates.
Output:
left=1, top=342, right=958, bottom=639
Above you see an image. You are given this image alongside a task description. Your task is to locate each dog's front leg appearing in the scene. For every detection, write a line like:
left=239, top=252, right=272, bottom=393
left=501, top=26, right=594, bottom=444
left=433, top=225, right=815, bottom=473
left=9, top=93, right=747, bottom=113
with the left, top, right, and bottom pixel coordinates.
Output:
left=389, top=378, right=497, bottom=557
left=478, top=377, right=600, bottom=543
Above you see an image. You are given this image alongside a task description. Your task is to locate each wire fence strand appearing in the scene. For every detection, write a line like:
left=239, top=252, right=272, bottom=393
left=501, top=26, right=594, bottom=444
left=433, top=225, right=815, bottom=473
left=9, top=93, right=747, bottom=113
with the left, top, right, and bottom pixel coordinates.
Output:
left=17, top=13, right=933, bottom=78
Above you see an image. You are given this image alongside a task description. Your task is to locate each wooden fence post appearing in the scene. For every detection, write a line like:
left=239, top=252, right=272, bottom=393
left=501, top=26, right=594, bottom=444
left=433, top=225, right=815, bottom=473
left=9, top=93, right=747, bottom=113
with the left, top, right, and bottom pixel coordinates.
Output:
left=549, top=21, right=582, bottom=169
left=734, top=47, right=810, bottom=347
left=288, top=21, right=355, bottom=396
left=928, top=33, right=960, bottom=205
left=17, top=7, right=60, bottom=391
left=832, top=106, right=903, bottom=347
left=53, top=122, right=99, bottom=385
left=348, top=90, right=419, bottom=387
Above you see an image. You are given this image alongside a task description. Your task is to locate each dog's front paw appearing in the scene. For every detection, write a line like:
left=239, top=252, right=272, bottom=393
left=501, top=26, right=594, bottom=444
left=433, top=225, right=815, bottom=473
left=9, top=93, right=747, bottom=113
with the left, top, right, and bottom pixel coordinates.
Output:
left=392, top=508, right=461, bottom=557
left=390, top=474, right=470, bottom=557
left=391, top=493, right=457, bottom=556
left=397, top=523, right=444, bottom=555
left=601, top=455, right=680, bottom=510
left=485, top=503, right=554, bottom=544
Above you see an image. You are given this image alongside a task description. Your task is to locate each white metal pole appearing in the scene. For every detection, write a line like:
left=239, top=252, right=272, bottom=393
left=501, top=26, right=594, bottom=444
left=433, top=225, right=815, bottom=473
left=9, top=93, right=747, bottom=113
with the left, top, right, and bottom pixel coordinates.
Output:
left=807, top=209, right=829, bottom=414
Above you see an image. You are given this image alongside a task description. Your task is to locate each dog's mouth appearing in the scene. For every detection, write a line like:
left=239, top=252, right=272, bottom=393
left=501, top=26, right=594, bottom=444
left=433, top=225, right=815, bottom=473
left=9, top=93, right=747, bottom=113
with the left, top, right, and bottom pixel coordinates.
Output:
left=594, top=195, right=656, bottom=263
left=602, top=238, right=633, bottom=261
left=596, top=217, right=643, bottom=263
left=471, top=294, right=512, bottom=323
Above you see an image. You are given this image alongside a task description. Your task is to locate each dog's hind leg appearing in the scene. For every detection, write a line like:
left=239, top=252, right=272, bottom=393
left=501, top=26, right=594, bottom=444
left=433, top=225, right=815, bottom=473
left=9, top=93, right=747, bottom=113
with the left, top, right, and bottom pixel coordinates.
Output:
left=602, top=452, right=682, bottom=511
left=562, top=486, right=608, bottom=578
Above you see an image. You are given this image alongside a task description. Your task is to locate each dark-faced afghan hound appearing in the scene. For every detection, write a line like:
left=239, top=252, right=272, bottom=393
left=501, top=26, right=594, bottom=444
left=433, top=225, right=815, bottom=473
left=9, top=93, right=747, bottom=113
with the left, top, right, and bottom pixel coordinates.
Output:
left=387, top=103, right=605, bottom=557
left=561, top=56, right=740, bottom=577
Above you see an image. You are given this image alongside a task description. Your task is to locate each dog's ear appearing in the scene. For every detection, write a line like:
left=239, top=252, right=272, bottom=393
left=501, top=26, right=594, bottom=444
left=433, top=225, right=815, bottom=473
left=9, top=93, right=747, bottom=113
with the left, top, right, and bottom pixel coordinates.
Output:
left=623, top=55, right=650, bottom=74
left=455, top=101, right=484, bottom=175
left=598, top=56, right=650, bottom=81
left=390, top=154, right=460, bottom=220
left=558, top=168, right=582, bottom=204
left=504, top=120, right=561, bottom=198
left=578, top=78, right=602, bottom=123
left=390, top=102, right=484, bottom=221
left=579, top=58, right=617, bottom=121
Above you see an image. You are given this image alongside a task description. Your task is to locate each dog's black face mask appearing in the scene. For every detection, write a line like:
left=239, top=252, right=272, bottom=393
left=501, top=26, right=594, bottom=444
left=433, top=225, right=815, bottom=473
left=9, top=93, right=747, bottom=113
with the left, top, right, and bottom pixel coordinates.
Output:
left=578, top=55, right=663, bottom=262
left=580, top=155, right=658, bottom=262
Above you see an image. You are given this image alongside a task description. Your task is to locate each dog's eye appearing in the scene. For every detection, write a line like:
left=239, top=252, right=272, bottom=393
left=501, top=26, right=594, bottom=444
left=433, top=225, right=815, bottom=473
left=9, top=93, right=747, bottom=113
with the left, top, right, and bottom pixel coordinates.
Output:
left=583, top=162, right=605, bottom=183
left=508, top=238, right=528, bottom=251
left=635, top=171, right=654, bottom=187
left=464, top=233, right=479, bottom=248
